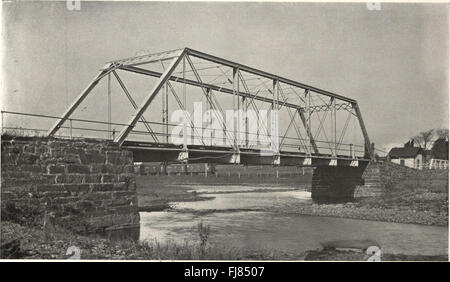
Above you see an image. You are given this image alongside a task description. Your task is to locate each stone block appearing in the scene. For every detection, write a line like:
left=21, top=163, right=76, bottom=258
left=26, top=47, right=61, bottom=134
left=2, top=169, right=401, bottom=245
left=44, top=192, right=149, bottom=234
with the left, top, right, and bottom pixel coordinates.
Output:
left=112, top=191, right=135, bottom=199
left=64, top=184, right=90, bottom=193
left=66, top=164, right=90, bottom=174
left=55, top=174, right=84, bottom=184
left=53, top=196, right=78, bottom=204
left=56, top=154, right=81, bottom=164
left=111, top=197, right=131, bottom=206
left=105, top=151, right=122, bottom=165
left=18, top=153, right=40, bottom=165
left=2, top=171, right=32, bottom=178
left=5, top=146, right=21, bottom=154
left=112, top=182, right=128, bottom=191
left=22, top=145, right=35, bottom=153
left=101, top=174, right=117, bottom=183
left=75, top=200, right=97, bottom=212
left=83, top=149, right=106, bottom=164
left=83, top=174, right=102, bottom=183
left=21, top=164, right=42, bottom=173
left=90, top=183, right=114, bottom=192
left=47, top=164, right=65, bottom=174
left=36, top=184, right=65, bottom=192
left=90, top=164, right=121, bottom=174
left=83, top=192, right=113, bottom=201
left=41, top=191, right=70, bottom=198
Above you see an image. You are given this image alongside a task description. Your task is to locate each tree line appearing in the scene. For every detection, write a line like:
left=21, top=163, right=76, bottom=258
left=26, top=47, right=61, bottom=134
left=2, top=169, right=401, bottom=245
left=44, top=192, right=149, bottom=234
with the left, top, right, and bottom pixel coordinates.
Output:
left=411, top=128, right=448, bottom=150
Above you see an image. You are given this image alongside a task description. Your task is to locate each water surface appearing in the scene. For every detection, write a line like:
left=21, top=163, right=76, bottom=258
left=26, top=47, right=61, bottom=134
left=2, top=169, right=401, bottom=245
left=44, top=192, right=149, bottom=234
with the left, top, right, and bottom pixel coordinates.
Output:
left=140, top=185, right=448, bottom=258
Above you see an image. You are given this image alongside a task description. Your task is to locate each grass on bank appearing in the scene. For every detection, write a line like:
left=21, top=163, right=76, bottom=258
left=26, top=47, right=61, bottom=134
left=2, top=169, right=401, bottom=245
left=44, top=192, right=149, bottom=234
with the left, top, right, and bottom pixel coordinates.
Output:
left=0, top=220, right=282, bottom=260
left=357, top=175, right=448, bottom=214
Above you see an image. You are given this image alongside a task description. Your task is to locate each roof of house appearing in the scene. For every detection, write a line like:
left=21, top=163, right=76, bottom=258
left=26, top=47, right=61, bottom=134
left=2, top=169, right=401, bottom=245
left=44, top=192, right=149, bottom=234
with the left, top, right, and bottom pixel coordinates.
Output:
left=388, top=147, right=424, bottom=158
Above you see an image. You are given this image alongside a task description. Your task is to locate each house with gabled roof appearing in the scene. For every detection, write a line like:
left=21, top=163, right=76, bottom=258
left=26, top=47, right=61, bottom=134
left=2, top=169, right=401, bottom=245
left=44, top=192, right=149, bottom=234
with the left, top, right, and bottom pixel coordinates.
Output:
left=388, top=140, right=424, bottom=169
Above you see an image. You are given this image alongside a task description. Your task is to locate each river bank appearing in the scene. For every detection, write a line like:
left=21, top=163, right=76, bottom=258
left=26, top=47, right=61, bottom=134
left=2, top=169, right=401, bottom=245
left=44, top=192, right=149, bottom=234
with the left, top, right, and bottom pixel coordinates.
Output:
left=0, top=221, right=273, bottom=260
left=136, top=175, right=448, bottom=226
left=268, top=199, right=448, bottom=226
left=303, top=248, right=447, bottom=261
left=2, top=221, right=446, bottom=261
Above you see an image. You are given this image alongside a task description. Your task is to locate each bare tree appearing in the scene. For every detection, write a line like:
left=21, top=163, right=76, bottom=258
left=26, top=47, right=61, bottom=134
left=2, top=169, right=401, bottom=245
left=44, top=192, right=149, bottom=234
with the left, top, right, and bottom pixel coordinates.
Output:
left=412, top=129, right=434, bottom=149
left=435, top=128, right=449, bottom=139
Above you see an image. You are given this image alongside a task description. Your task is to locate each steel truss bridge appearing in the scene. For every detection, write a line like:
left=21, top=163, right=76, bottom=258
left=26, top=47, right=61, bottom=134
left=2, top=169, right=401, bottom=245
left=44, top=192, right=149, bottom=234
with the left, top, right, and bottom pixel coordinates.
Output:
left=41, top=47, right=373, bottom=167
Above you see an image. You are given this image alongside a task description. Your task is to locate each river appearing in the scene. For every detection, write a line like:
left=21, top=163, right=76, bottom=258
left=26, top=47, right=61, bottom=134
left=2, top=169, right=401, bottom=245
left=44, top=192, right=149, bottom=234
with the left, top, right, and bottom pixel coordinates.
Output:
left=139, top=185, right=448, bottom=259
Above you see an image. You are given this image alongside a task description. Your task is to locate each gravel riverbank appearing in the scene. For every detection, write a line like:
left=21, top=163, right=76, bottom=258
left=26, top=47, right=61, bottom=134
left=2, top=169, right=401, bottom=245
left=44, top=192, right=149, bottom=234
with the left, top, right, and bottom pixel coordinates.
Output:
left=269, top=201, right=448, bottom=226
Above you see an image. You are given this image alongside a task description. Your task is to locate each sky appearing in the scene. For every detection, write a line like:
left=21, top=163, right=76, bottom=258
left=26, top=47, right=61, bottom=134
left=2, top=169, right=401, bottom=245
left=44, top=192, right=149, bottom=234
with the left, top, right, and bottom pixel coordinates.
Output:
left=1, top=1, right=448, bottom=152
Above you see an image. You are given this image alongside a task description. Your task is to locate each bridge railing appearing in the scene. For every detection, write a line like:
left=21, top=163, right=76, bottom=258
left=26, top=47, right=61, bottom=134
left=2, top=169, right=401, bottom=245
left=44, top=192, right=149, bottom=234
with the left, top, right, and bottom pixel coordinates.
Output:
left=1, top=110, right=367, bottom=157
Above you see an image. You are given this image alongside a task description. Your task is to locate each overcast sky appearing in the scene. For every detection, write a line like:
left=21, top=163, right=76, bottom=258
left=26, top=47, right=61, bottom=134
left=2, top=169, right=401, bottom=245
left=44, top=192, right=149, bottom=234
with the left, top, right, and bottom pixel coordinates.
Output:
left=1, top=1, right=448, bottom=151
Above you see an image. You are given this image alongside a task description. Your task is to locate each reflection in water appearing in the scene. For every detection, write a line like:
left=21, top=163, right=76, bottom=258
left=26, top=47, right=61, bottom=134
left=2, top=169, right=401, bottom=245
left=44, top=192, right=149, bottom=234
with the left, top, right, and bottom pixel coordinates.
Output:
left=183, top=185, right=304, bottom=194
left=173, top=190, right=311, bottom=211
left=140, top=186, right=448, bottom=257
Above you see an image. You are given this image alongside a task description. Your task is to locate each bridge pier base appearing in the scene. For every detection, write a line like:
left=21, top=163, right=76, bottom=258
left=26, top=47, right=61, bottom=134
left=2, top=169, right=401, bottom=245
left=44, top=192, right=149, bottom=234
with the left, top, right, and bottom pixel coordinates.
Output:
left=311, top=165, right=367, bottom=204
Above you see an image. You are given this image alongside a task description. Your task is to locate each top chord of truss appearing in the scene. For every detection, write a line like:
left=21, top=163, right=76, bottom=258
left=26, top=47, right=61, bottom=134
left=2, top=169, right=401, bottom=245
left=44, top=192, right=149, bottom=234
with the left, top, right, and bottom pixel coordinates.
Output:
left=107, top=48, right=185, bottom=67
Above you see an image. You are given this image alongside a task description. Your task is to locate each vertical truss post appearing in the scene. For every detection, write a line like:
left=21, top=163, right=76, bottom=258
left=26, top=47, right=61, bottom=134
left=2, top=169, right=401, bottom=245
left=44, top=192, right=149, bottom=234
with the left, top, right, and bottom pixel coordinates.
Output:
left=306, top=90, right=311, bottom=155
left=352, top=102, right=374, bottom=160
left=256, top=104, right=259, bottom=148
left=237, top=68, right=242, bottom=150
left=206, top=88, right=211, bottom=146
left=243, top=93, right=248, bottom=147
left=162, top=83, right=165, bottom=141
left=165, top=83, right=169, bottom=143
left=182, top=56, right=188, bottom=151
left=350, top=144, right=355, bottom=159
left=114, top=49, right=186, bottom=145
left=331, top=96, right=337, bottom=157
left=47, top=64, right=115, bottom=137
left=162, top=82, right=169, bottom=143
left=69, top=119, right=73, bottom=140
left=238, top=70, right=248, bottom=148
left=272, top=79, right=280, bottom=154
left=107, top=73, right=112, bottom=139
left=232, top=67, right=239, bottom=152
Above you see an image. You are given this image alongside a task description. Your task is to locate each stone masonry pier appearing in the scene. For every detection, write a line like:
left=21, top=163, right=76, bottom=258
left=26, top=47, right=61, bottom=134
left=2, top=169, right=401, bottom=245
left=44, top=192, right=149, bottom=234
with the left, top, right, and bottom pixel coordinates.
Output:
left=311, top=165, right=368, bottom=203
left=1, top=137, right=139, bottom=235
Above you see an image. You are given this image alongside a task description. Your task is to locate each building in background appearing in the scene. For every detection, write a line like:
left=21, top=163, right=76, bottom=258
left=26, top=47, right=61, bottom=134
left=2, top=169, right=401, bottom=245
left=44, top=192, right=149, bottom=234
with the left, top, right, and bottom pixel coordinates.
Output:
left=388, top=140, right=424, bottom=169
left=388, top=137, right=449, bottom=170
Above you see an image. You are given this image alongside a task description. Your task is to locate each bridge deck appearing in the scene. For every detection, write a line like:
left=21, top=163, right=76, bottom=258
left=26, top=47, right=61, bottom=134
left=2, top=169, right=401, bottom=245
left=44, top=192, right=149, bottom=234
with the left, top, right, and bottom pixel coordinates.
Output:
left=123, top=141, right=370, bottom=167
